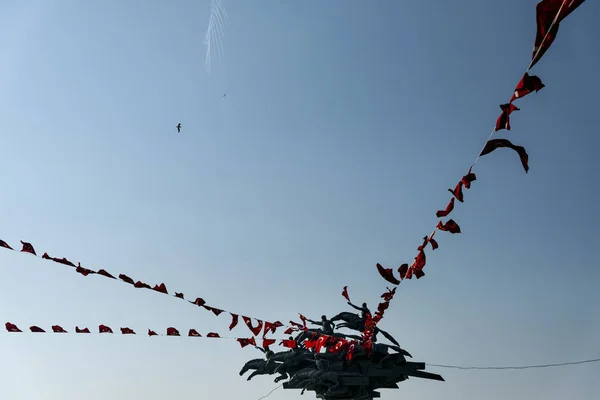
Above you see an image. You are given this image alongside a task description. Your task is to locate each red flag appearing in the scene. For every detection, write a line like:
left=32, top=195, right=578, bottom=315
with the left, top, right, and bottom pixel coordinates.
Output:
left=0, top=240, right=13, bottom=250
left=76, top=326, right=90, bottom=333
left=263, top=338, right=276, bottom=348
left=381, top=287, right=396, bottom=302
left=134, top=281, right=152, bottom=289
left=281, top=339, right=297, bottom=349
left=263, top=322, right=279, bottom=337
left=461, top=171, right=477, bottom=189
left=531, top=0, right=586, bottom=69
left=118, top=274, right=135, bottom=285
left=207, top=332, right=221, bottom=338
left=6, top=322, right=22, bottom=332
left=148, top=329, right=158, bottom=337
left=314, top=336, right=329, bottom=353
left=341, top=286, right=350, bottom=302
left=437, top=219, right=462, bottom=234
left=511, top=73, right=545, bottom=102
left=480, top=139, right=529, bottom=173
left=436, top=198, right=455, bottom=218
left=203, top=306, right=224, bottom=316
left=99, top=325, right=113, bottom=333
left=20, top=241, right=36, bottom=255
left=237, top=338, right=256, bottom=348
left=398, top=263, right=409, bottom=280
left=376, top=263, right=400, bottom=285
left=346, top=342, right=356, bottom=361
left=43, top=253, right=76, bottom=267
left=175, top=292, right=185, bottom=299
left=167, top=327, right=180, bottom=336
left=188, top=329, right=201, bottom=337
left=76, top=264, right=96, bottom=276
left=97, top=269, right=116, bottom=279
left=428, top=232, right=439, bottom=250
left=298, top=314, right=307, bottom=328
left=284, top=327, right=295, bottom=335
left=242, top=316, right=263, bottom=336
left=495, top=103, right=519, bottom=131
left=153, top=283, right=168, bottom=294
left=229, top=314, right=239, bottom=331
left=448, top=181, right=464, bottom=202
left=30, top=326, right=45, bottom=333
left=52, top=325, right=67, bottom=333
left=413, top=268, right=425, bottom=279
left=190, top=298, right=206, bottom=307
left=120, top=327, right=136, bottom=335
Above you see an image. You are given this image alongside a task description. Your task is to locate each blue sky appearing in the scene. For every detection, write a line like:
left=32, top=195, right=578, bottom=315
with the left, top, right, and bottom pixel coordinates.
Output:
left=0, top=0, right=598, bottom=399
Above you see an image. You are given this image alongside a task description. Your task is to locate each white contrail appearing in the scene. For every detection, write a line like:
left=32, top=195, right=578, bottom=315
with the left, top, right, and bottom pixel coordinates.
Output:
left=203, top=0, right=227, bottom=74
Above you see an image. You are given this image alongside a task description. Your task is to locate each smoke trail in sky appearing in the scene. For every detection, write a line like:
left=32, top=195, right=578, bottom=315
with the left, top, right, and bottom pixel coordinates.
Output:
left=203, top=0, right=227, bottom=74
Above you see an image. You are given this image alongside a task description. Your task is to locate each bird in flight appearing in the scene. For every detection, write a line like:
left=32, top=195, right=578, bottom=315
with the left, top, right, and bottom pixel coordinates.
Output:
left=176, top=122, right=182, bottom=133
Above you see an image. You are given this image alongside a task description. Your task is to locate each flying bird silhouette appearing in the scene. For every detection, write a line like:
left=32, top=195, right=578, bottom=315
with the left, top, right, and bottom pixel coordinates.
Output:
left=176, top=123, right=182, bottom=133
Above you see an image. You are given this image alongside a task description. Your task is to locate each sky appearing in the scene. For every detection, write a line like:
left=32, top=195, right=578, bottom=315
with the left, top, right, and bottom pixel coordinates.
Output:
left=0, top=0, right=598, bottom=399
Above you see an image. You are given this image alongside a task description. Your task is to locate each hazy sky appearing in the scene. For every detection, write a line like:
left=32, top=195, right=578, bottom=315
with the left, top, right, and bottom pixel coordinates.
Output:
left=0, top=1, right=598, bottom=399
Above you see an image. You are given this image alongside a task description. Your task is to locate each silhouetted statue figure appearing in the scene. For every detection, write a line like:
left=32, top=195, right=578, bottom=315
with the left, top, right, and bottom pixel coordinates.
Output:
left=347, top=301, right=371, bottom=323
left=306, top=315, right=334, bottom=335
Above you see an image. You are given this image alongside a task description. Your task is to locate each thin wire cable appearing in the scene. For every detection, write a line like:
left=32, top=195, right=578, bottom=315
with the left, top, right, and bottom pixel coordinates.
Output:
left=428, top=358, right=600, bottom=370
left=256, top=384, right=282, bottom=400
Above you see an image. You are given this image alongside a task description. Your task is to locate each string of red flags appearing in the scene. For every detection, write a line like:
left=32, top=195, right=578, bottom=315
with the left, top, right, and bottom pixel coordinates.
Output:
left=374, top=0, right=585, bottom=286
left=1, top=321, right=294, bottom=348
left=0, top=239, right=287, bottom=338
left=366, top=0, right=586, bottom=350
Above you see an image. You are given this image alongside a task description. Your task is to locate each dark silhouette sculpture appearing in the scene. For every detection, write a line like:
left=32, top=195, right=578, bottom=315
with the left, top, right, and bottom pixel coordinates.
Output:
left=240, top=303, right=443, bottom=400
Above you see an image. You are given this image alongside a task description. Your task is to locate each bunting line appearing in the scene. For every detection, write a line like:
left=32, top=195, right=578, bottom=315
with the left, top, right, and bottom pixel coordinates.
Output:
left=0, top=239, right=291, bottom=338
left=367, top=0, right=586, bottom=345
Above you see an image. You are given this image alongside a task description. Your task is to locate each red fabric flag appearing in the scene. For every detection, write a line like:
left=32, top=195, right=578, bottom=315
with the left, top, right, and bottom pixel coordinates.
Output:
left=263, top=338, right=276, bottom=348
left=118, top=274, right=135, bottom=285
left=341, top=286, right=350, bottom=302
left=97, top=269, right=116, bottom=279
left=30, top=326, right=45, bottom=333
left=43, top=253, right=76, bottom=267
left=237, top=338, right=256, bottom=348
left=188, top=329, right=201, bottom=337
left=99, top=325, right=113, bottom=333
left=134, top=281, right=152, bottom=289
left=263, top=322, right=279, bottom=337
left=449, top=181, right=464, bottom=202
left=495, top=103, right=519, bottom=131
left=461, top=171, right=477, bottom=189
left=405, top=267, right=413, bottom=279
left=437, top=219, right=462, bottom=234
left=511, top=73, right=545, bottom=102
left=0, top=240, right=13, bottom=250
left=272, top=321, right=284, bottom=328
left=120, top=327, right=136, bottom=335
left=6, top=322, right=22, bottom=332
left=76, top=326, right=90, bottom=333
left=175, top=292, right=184, bottom=299
left=314, top=335, right=328, bottom=353
left=381, top=287, right=396, bottom=302
left=376, top=263, right=401, bottom=285
left=281, top=339, right=297, bottom=349
left=436, top=198, right=455, bottom=218
left=166, top=327, right=180, bottom=336
left=242, top=316, right=263, bottom=336
left=480, top=139, right=529, bottom=173
left=298, top=314, right=307, bottom=328
left=203, top=306, right=224, bottom=316
left=76, top=264, right=96, bottom=276
left=190, top=298, right=206, bottom=307
left=229, top=314, right=239, bottom=331
left=346, top=342, right=356, bottom=361
left=207, top=332, right=221, bottom=338
left=20, top=241, right=36, bottom=255
left=52, top=325, right=67, bottom=333
left=153, top=283, right=168, bottom=294
left=413, top=268, right=425, bottom=279
left=428, top=232, right=439, bottom=250
left=398, top=263, right=409, bottom=280
left=531, top=0, right=586, bottom=69
left=284, top=327, right=295, bottom=335
left=148, top=329, right=158, bottom=337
